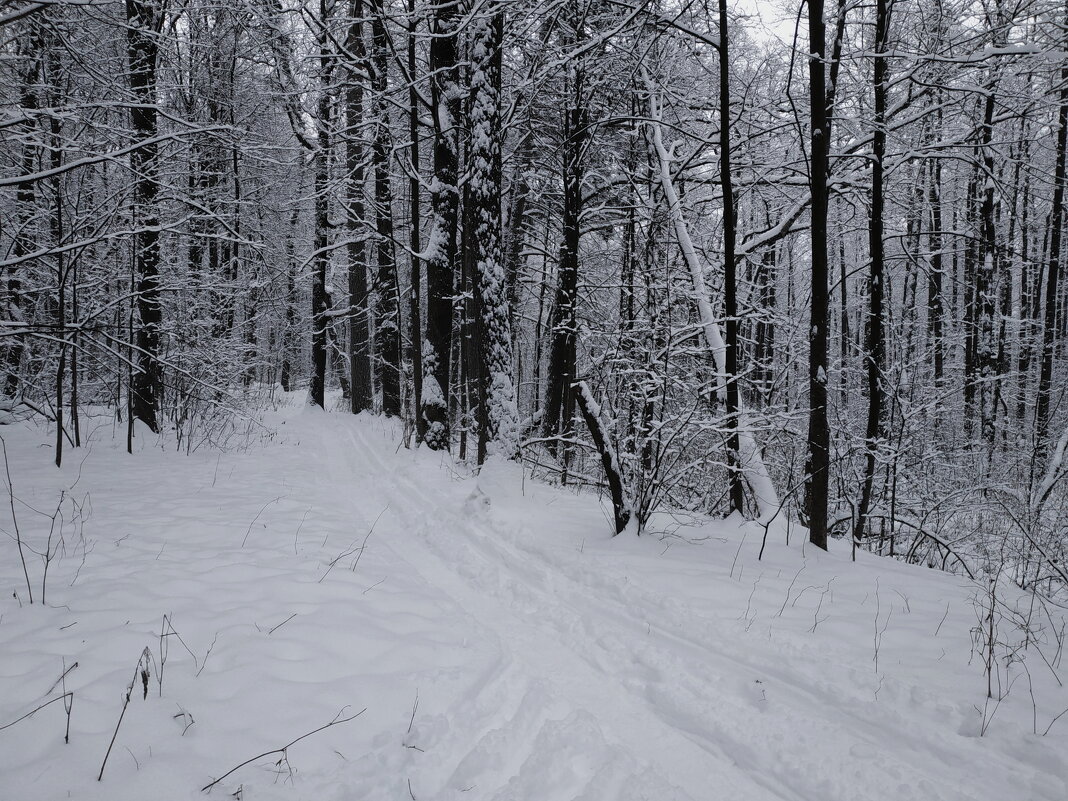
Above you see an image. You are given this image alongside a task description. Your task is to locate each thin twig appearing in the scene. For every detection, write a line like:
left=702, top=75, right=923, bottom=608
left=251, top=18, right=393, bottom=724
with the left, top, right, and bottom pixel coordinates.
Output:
left=0, top=692, right=74, bottom=733
left=201, top=707, right=366, bottom=792
left=0, top=436, right=33, bottom=604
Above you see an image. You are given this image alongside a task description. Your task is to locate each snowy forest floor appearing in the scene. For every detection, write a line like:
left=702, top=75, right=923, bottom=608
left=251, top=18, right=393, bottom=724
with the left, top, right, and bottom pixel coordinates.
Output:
left=1, top=396, right=1067, bottom=801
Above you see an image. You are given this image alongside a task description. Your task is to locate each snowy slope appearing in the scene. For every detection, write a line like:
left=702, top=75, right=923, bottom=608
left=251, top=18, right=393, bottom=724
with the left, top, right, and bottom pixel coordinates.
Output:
left=1, top=401, right=1066, bottom=801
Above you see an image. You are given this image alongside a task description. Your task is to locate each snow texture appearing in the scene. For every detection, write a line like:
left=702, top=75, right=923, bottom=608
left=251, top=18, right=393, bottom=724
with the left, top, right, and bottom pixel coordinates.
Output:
left=0, top=403, right=1066, bottom=801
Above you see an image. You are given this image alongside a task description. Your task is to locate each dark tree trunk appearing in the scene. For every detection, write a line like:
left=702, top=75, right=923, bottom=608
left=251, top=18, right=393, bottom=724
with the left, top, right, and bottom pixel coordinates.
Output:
left=543, top=10, right=586, bottom=464
left=575, top=381, right=632, bottom=535
left=977, top=87, right=999, bottom=448
left=719, top=0, right=743, bottom=513
left=126, top=0, right=164, bottom=432
left=421, top=0, right=461, bottom=449
left=504, top=136, right=534, bottom=316
left=1036, top=31, right=1068, bottom=457
left=928, top=147, right=944, bottom=386
left=347, top=0, right=373, bottom=413
left=369, top=0, right=401, bottom=417
left=309, top=0, right=333, bottom=409
left=805, top=0, right=831, bottom=549
left=855, top=0, right=891, bottom=546
left=407, top=0, right=424, bottom=438
left=3, top=24, right=42, bottom=399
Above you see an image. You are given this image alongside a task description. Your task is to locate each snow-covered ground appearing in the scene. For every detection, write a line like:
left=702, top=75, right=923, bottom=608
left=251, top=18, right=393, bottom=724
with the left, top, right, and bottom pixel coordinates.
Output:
left=1, top=399, right=1066, bottom=801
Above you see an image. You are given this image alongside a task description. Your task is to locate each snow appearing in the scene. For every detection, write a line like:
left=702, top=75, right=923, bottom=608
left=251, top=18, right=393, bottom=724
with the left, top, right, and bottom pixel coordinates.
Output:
left=1, top=401, right=1067, bottom=801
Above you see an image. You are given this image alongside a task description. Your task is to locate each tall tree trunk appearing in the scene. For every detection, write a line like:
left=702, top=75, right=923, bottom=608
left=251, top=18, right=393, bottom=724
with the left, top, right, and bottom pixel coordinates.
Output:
left=977, top=85, right=1000, bottom=449
left=126, top=0, right=164, bottom=432
left=346, top=0, right=373, bottom=413
left=928, top=138, right=945, bottom=387
left=543, top=9, right=586, bottom=464
left=407, top=0, right=424, bottom=438
left=645, top=77, right=781, bottom=520
left=369, top=0, right=401, bottom=417
left=422, top=0, right=461, bottom=449
left=805, top=0, right=831, bottom=548
left=719, top=0, right=744, bottom=513
left=309, top=0, right=333, bottom=408
left=47, top=33, right=66, bottom=467
left=4, top=24, right=42, bottom=399
left=470, top=1, right=519, bottom=462
left=855, top=0, right=891, bottom=546
left=1036, top=22, right=1068, bottom=457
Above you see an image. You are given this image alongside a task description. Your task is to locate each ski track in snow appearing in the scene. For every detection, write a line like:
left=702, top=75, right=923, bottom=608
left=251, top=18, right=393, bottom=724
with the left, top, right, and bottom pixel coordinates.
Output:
left=1, top=403, right=1066, bottom=801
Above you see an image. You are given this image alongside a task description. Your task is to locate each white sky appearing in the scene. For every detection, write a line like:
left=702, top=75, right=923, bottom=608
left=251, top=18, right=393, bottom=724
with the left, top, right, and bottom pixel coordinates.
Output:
left=732, top=0, right=804, bottom=46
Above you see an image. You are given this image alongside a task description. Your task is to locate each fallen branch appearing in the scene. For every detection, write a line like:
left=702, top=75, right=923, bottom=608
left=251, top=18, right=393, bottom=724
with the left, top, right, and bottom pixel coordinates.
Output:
left=0, top=692, right=74, bottom=742
left=201, top=707, right=366, bottom=793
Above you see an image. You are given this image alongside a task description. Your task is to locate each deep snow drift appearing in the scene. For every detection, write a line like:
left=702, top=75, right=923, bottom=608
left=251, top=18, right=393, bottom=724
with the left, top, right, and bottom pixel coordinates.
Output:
left=1, top=401, right=1066, bottom=801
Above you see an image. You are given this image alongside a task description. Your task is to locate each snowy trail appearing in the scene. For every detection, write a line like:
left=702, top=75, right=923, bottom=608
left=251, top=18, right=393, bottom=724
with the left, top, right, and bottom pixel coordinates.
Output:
left=318, top=416, right=1064, bottom=801
left=2, top=405, right=1066, bottom=801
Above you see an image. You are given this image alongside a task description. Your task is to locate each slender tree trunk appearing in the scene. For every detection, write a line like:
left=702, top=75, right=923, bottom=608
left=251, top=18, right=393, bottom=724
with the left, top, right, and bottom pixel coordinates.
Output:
left=855, top=0, right=891, bottom=546
left=369, top=0, right=401, bottom=416
left=977, top=86, right=999, bottom=449
left=407, top=0, right=424, bottom=438
left=345, top=0, right=373, bottom=413
left=806, top=0, right=831, bottom=548
left=49, top=44, right=65, bottom=467
left=1036, top=25, right=1068, bottom=457
left=928, top=143, right=945, bottom=386
left=719, top=0, right=744, bottom=513
left=309, top=0, right=333, bottom=409
left=575, top=381, right=632, bottom=534
left=645, top=78, right=780, bottom=520
left=504, top=137, right=533, bottom=316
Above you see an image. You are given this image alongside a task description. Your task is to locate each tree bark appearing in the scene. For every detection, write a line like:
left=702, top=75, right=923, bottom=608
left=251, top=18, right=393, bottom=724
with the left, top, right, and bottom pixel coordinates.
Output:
left=309, top=0, right=333, bottom=409
left=421, top=0, right=461, bottom=449
left=126, top=0, right=164, bottom=431
left=470, top=1, right=519, bottom=462
left=805, top=0, right=831, bottom=548
left=346, top=0, right=373, bottom=413
left=369, top=0, right=401, bottom=417
left=1036, top=19, right=1068, bottom=458
left=855, top=0, right=891, bottom=546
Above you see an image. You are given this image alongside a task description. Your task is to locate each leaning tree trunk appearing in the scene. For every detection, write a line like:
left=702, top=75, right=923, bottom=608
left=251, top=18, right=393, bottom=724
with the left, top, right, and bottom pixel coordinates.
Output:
left=645, top=76, right=780, bottom=521
left=575, top=381, right=632, bottom=535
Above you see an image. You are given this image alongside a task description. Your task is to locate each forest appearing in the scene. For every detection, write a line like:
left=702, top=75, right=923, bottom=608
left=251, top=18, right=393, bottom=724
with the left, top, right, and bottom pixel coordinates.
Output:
left=3, top=2, right=1068, bottom=799
left=3, top=0, right=1068, bottom=602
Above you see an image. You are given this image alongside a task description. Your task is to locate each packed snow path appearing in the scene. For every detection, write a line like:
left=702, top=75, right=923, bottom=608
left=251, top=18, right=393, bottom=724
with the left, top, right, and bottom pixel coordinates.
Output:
left=1, top=404, right=1066, bottom=800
